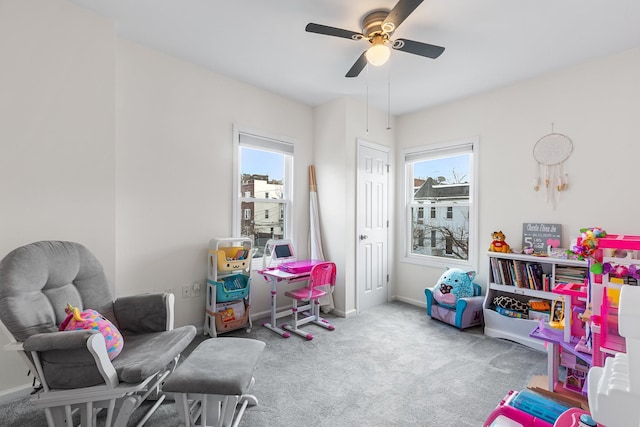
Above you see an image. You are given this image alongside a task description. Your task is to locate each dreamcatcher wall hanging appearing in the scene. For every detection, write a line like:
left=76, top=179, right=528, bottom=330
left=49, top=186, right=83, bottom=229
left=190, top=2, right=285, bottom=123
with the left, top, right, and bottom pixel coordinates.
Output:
left=532, top=124, right=573, bottom=207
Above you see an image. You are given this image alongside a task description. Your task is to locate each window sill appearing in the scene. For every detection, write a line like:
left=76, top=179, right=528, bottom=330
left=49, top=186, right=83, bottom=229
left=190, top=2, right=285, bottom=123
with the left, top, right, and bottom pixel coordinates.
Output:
left=401, top=254, right=474, bottom=271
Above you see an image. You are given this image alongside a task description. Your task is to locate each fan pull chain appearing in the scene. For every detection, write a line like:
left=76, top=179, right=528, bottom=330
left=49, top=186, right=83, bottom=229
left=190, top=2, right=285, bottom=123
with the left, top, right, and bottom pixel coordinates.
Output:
left=386, top=58, right=391, bottom=130
left=365, top=63, right=369, bottom=134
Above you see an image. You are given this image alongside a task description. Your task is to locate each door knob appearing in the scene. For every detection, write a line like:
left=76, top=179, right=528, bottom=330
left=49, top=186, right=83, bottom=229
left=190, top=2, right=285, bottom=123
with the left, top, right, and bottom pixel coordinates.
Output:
left=359, top=234, right=368, bottom=240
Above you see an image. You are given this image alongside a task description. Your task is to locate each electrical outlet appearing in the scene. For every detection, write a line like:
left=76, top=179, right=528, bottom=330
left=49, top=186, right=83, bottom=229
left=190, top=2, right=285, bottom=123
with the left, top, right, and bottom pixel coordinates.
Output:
left=192, top=282, right=201, bottom=297
left=182, top=284, right=192, bottom=298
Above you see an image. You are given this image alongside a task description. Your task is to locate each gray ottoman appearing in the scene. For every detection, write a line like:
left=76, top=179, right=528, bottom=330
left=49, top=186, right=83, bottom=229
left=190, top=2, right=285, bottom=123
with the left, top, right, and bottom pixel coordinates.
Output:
left=163, top=338, right=266, bottom=427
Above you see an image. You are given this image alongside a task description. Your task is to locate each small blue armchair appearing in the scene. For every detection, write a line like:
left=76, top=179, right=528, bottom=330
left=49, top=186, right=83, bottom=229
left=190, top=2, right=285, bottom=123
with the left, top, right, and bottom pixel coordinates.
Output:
left=425, top=283, right=484, bottom=329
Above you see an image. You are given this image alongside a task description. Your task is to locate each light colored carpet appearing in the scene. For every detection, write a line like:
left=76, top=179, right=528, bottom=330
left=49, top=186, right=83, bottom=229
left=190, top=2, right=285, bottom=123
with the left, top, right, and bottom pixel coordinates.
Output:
left=0, top=301, right=547, bottom=426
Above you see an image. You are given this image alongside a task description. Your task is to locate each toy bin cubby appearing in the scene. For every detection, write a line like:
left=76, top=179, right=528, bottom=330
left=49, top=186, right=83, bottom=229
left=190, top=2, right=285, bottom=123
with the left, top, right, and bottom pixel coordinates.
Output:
left=204, top=237, right=253, bottom=337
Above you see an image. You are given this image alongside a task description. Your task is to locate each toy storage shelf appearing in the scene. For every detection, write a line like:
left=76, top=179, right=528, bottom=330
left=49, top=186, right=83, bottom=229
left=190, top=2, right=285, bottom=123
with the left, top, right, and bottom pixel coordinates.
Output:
left=530, top=325, right=593, bottom=396
left=203, top=237, right=253, bottom=337
left=483, top=252, right=588, bottom=352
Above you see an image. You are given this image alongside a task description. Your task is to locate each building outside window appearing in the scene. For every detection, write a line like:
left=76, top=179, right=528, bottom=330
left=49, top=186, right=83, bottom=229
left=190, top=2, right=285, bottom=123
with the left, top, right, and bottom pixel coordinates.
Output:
left=234, top=128, right=293, bottom=258
left=403, top=137, right=478, bottom=268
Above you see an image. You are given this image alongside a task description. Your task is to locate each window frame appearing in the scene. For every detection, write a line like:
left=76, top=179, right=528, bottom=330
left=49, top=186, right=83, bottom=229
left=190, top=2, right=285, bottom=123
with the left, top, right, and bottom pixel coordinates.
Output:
left=402, top=136, right=479, bottom=270
left=232, top=126, right=294, bottom=265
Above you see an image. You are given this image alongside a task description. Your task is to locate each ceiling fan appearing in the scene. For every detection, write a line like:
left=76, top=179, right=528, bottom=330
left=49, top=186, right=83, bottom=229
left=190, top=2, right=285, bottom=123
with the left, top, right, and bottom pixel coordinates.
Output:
left=305, top=0, right=445, bottom=78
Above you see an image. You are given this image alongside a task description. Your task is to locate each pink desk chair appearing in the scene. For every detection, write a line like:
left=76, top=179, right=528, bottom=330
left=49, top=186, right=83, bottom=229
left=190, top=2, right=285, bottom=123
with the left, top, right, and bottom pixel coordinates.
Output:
left=282, top=262, right=336, bottom=340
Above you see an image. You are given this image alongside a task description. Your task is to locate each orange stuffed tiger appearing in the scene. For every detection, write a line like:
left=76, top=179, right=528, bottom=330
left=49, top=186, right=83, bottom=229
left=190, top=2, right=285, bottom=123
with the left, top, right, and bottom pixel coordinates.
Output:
left=489, top=231, right=511, bottom=253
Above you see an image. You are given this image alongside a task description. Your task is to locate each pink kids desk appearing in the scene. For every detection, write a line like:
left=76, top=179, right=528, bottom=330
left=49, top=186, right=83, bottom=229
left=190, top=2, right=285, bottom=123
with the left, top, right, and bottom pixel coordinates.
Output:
left=259, top=259, right=327, bottom=338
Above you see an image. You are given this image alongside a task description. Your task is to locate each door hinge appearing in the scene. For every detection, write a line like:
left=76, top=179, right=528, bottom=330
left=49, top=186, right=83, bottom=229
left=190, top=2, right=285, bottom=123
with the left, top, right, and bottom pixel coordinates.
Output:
left=387, top=220, right=389, bottom=228
left=387, top=274, right=390, bottom=282
left=386, top=164, right=390, bottom=173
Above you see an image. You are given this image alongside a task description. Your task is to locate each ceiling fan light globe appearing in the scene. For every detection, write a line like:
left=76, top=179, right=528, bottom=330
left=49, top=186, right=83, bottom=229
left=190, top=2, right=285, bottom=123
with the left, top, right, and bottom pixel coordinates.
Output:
left=366, top=44, right=390, bottom=66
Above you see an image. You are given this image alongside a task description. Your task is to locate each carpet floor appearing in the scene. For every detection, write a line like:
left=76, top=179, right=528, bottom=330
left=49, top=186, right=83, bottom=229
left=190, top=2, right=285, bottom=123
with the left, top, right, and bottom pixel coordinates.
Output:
left=0, top=301, right=547, bottom=426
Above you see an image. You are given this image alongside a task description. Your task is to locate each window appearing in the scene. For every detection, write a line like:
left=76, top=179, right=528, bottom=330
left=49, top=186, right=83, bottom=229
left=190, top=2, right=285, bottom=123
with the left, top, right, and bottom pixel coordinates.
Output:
left=417, top=207, right=424, bottom=224
left=233, top=127, right=293, bottom=259
left=403, top=137, right=478, bottom=268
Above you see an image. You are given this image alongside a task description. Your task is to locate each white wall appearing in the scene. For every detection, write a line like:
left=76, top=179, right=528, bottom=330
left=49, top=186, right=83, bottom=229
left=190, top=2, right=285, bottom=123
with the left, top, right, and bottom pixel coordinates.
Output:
left=314, top=96, right=395, bottom=316
left=115, top=39, right=314, bottom=328
left=394, top=47, right=640, bottom=306
left=0, top=0, right=115, bottom=394
left=0, top=0, right=314, bottom=397
left=313, top=98, right=349, bottom=314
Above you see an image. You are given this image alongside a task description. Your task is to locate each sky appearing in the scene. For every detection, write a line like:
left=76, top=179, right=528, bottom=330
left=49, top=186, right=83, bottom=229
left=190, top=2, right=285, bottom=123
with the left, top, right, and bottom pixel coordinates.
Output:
left=242, top=147, right=470, bottom=183
left=241, top=147, right=284, bottom=180
left=413, top=154, right=470, bottom=183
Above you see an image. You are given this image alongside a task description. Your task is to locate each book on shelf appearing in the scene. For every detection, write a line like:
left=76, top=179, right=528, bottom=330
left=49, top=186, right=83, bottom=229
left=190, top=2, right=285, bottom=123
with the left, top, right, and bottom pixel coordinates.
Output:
left=529, top=262, right=544, bottom=291
left=490, top=257, right=545, bottom=290
left=554, top=266, right=587, bottom=287
left=490, top=258, right=499, bottom=284
left=513, top=260, right=525, bottom=288
left=490, top=258, right=511, bottom=285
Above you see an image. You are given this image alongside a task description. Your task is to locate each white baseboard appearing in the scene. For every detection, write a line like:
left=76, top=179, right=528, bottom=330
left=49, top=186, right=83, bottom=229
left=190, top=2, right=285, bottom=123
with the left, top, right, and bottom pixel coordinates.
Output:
left=0, top=383, right=32, bottom=404
left=340, top=308, right=356, bottom=318
left=393, top=295, right=427, bottom=308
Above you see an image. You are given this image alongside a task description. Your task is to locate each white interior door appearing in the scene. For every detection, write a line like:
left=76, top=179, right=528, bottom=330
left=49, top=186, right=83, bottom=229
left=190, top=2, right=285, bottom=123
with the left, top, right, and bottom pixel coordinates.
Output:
left=357, top=141, right=389, bottom=312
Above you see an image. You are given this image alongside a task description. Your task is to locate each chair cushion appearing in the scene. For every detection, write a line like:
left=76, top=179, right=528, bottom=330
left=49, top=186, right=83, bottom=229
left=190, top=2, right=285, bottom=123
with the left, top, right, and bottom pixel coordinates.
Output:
left=36, top=331, right=114, bottom=389
left=112, top=325, right=196, bottom=383
left=285, top=287, right=326, bottom=301
left=163, top=338, right=265, bottom=395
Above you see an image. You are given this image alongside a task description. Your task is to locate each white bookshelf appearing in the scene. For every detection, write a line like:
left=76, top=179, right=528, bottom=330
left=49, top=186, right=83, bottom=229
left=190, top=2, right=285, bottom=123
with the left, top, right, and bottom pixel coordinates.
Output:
left=483, top=251, right=588, bottom=351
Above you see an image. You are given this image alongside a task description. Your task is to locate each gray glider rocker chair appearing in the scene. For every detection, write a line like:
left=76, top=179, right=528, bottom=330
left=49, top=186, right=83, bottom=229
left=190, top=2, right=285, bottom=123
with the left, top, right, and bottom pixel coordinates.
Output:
left=0, top=241, right=197, bottom=427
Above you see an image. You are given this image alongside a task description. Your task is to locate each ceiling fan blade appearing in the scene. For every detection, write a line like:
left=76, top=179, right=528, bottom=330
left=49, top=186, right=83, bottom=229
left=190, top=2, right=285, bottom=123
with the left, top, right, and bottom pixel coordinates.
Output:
left=305, top=23, right=363, bottom=40
left=392, top=38, right=445, bottom=59
left=383, top=0, right=424, bottom=32
left=345, top=52, right=368, bottom=78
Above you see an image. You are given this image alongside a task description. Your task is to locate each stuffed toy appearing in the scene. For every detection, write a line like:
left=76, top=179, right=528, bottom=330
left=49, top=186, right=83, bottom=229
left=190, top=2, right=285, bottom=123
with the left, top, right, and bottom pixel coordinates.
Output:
left=433, top=267, right=476, bottom=309
left=59, top=303, right=123, bottom=360
left=489, top=231, right=511, bottom=253
left=493, top=295, right=529, bottom=313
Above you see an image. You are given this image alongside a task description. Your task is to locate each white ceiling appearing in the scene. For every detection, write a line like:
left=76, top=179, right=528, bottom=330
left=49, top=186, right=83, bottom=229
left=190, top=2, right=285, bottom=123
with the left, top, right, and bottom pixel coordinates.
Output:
left=70, top=0, right=640, bottom=115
